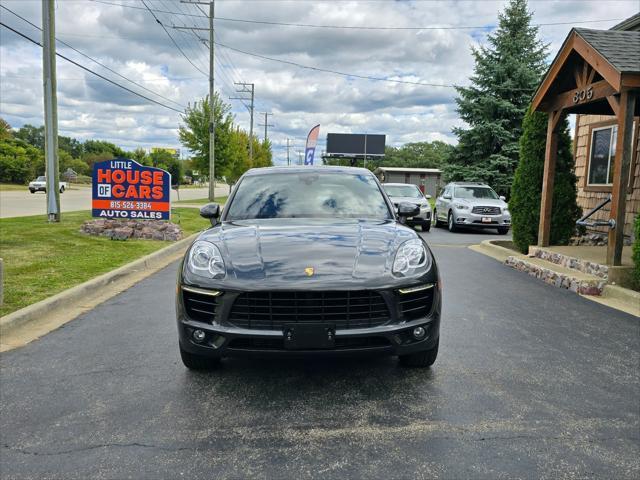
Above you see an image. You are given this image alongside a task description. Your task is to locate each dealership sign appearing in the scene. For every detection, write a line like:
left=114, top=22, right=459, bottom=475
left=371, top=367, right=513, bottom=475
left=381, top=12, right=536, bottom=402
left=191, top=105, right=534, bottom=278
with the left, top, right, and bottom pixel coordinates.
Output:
left=92, top=158, right=171, bottom=220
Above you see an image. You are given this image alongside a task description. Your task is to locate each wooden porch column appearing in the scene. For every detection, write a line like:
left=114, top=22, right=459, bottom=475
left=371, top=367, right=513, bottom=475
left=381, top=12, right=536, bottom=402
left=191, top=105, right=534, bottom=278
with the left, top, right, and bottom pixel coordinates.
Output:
left=607, top=89, right=636, bottom=266
left=538, top=111, right=562, bottom=247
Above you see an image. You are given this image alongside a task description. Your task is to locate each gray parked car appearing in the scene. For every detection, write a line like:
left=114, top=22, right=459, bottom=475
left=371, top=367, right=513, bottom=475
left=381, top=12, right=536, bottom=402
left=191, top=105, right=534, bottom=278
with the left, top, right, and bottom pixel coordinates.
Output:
left=382, top=183, right=432, bottom=231
left=434, top=182, right=510, bottom=234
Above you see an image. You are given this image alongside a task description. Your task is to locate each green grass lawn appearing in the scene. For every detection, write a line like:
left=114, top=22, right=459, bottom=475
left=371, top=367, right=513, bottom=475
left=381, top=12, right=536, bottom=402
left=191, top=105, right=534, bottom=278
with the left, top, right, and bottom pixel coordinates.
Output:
left=0, top=208, right=210, bottom=317
left=174, top=196, right=227, bottom=205
left=0, top=183, right=27, bottom=191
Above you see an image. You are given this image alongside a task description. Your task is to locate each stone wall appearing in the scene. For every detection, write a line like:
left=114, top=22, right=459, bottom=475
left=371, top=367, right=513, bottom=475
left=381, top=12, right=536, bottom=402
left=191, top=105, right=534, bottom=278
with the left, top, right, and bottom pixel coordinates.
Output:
left=81, top=219, right=183, bottom=241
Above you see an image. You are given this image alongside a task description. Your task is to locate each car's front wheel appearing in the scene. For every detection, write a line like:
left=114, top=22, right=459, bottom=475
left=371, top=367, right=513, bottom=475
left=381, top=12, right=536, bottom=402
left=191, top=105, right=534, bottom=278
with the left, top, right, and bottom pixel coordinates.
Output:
left=29, top=189, right=35, bottom=194
left=179, top=346, right=220, bottom=370
left=497, top=227, right=509, bottom=235
left=59, top=186, right=65, bottom=193
left=447, top=212, right=457, bottom=232
left=421, top=221, right=431, bottom=232
left=433, top=210, right=441, bottom=228
left=399, top=339, right=439, bottom=368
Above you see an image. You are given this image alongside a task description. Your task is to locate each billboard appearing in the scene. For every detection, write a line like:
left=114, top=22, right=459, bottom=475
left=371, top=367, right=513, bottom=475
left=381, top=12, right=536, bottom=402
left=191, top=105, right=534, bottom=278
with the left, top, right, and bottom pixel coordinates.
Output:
left=326, top=133, right=385, bottom=156
left=92, top=158, right=171, bottom=220
left=304, top=124, right=320, bottom=165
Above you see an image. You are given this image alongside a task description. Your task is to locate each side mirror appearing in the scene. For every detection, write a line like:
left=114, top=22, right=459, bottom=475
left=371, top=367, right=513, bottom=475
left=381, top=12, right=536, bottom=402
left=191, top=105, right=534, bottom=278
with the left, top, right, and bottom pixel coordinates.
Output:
left=499, top=196, right=506, bottom=201
left=424, top=194, right=432, bottom=199
left=200, top=203, right=221, bottom=226
left=397, top=202, right=420, bottom=218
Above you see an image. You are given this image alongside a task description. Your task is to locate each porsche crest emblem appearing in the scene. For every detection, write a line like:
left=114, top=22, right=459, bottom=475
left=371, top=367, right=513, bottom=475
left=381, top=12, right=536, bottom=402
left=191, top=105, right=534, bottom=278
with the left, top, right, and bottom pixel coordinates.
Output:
left=304, top=267, right=315, bottom=277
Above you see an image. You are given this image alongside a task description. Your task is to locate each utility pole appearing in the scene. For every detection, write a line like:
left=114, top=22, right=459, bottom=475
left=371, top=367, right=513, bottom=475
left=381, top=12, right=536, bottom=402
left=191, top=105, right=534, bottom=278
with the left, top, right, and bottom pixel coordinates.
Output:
left=285, top=139, right=292, bottom=166
left=181, top=0, right=215, bottom=201
left=230, top=82, right=255, bottom=162
left=42, top=0, right=60, bottom=222
left=208, top=0, right=215, bottom=201
left=258, top=112, right=273, bottom=142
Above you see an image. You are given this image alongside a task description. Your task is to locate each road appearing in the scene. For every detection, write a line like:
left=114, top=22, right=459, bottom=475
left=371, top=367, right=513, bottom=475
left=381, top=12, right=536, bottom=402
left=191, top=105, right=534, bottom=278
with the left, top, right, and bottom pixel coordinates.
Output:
left=1, top=227, right=638, bottom=479
left=0, top=184, right=230, bottom=218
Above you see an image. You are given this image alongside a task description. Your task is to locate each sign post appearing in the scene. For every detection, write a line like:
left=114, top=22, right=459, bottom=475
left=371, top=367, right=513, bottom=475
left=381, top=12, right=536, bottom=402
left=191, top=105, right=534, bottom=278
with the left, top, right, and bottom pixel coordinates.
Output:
left=92, top=158, right=171, bottom=220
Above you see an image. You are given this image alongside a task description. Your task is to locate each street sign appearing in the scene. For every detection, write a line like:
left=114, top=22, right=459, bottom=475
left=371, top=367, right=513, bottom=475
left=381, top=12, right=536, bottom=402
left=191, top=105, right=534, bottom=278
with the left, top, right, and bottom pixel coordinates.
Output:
left=92, top=158, right=171, bottom=220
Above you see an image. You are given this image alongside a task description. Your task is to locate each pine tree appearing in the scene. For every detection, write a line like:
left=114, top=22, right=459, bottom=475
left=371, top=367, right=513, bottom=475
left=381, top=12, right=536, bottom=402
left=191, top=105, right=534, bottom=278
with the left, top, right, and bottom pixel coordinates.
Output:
left=445, top=0, right=548, bottom=195
left=510, top=107, right=581, bottom=253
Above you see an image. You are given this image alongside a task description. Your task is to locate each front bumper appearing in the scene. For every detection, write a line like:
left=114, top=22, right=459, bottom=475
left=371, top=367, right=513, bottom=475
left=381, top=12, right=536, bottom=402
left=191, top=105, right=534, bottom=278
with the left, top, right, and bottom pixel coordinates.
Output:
left=406, top=210, right=431, bottom=225
left=29, top=185, right=45, bottom=192
left=453, top=210, right=510, bottom=228
left=177, top=286, right=441, bottom=358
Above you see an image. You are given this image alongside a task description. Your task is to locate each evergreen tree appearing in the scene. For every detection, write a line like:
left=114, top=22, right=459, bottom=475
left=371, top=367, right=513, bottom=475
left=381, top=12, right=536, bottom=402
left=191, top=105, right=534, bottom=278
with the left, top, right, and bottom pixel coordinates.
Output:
left=510, top=107, right=581, bottom=253
left=445, top=0, right=548, bottom=195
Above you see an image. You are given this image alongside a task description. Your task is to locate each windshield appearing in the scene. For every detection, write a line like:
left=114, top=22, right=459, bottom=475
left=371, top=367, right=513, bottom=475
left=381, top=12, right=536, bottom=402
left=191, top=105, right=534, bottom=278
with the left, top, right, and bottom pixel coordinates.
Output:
left=36, top=176, right=45, bottom=181
left=225, top=171, right=392, bottom=220
left=383, top=184, right=423, bottom=198
left=454, top=186, right=499, bottom=200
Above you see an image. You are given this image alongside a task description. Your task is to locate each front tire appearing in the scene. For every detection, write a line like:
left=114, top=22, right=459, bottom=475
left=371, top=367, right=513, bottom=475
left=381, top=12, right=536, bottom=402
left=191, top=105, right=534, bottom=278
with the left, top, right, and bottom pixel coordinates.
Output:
left=59, top=186, right=65, bottom=193
left=421, top=221, right=431, bottom=232
left=497, top=227, right=509, bottom=235
left=433, top=210, right=441, bottom=228
left=179, top=346, right=220, bottom=370
left=399, top=339, right=439, bottom=368
left=29, top=189, right=35, bottom=194
left=447, top=212, right=457, bottom=232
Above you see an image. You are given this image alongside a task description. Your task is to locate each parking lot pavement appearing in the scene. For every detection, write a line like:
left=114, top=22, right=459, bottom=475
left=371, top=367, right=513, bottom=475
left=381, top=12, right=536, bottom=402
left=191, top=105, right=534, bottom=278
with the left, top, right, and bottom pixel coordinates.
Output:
left=0, top=185, right=228, bottom=218
left=1, top=229, right=638, bottom=479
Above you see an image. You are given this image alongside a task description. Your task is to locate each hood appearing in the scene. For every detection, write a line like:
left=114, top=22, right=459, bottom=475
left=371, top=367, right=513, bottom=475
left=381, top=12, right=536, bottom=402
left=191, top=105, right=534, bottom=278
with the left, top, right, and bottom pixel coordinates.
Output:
left=457, top=198, right=506, bottom=208
left=388, top=196, right=430, bottom=207
left=184, top=218, right=427, bottom=290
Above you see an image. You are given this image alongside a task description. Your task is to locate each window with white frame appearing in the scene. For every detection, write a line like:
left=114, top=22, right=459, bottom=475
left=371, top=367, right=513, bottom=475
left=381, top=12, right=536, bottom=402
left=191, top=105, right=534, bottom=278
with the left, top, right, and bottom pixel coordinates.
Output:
left=587, top=124, right=617, bottom=185
left=587, top=122, right=637, bottom=187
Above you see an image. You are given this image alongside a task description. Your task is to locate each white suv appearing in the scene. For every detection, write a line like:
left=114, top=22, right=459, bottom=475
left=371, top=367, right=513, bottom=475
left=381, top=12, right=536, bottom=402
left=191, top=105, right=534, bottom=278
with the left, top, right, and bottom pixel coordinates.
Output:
left=434, top=182, right=510, bottom=234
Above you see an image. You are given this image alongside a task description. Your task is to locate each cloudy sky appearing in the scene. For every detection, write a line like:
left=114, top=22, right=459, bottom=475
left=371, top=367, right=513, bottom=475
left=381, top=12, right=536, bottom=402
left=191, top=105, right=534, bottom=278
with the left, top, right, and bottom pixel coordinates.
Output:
left=0, top=0, right=638, bottom=164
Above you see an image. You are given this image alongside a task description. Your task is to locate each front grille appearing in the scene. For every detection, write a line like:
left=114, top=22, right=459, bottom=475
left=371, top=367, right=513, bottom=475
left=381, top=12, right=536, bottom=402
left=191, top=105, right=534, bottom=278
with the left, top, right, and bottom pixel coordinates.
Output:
left=183, top=288, right=219, bottom=322
left=227, top=336, right=390, bottom=350
left=471, top=206, right=501, bottom=215
left=228, top=291, right=390, bottom=330
left=397, top=286, right=435, bottom=321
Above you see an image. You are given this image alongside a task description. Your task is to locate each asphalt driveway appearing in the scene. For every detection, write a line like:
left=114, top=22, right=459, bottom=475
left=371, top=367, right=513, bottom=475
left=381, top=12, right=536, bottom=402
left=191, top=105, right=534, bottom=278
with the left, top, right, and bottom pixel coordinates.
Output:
left=1, top=227, right=638, bottom=479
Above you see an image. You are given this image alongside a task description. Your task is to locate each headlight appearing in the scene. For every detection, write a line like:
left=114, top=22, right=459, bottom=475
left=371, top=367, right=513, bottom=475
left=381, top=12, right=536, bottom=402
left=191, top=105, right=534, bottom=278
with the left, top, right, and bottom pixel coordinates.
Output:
left=392, top=239, right=431, bottom=277
left=187, top=240, right=225, bottom=279
left=503, top=208, right=510, bottom=215
left=455, top=203, right=469, bottom=210
left=420, top=203, right=431, bottom=210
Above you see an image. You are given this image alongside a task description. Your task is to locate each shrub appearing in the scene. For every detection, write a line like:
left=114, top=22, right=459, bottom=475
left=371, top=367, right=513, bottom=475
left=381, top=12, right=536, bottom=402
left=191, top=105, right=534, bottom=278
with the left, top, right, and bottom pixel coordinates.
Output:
left=510, top=107, right=581, bottom=253
left=633, top=215, right=640, bottom=290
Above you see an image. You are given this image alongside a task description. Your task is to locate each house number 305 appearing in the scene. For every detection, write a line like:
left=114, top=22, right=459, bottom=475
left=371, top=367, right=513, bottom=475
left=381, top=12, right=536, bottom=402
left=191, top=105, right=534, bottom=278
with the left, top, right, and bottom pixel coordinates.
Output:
left=573, top=85, right=593, bottom=103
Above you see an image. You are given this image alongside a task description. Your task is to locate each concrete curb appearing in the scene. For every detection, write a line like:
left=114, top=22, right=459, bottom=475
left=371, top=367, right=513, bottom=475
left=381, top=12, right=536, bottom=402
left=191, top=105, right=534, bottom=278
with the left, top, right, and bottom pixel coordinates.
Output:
left=470, top=239, right=639, bottom=317
left=468, top=239, right=519, bottom=263
left=0, top=233, right=199, bottom=341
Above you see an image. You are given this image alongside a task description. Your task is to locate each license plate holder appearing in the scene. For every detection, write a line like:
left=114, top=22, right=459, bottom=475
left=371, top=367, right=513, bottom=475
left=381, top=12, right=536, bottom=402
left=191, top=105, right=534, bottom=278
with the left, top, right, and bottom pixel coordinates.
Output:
left=482, top=217, right=492, bottom=223
left=283, top=323, right=335, bottom=350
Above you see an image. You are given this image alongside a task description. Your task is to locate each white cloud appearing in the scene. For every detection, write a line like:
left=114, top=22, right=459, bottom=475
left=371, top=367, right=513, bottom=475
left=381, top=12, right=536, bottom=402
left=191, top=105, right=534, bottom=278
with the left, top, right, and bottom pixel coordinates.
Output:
left=1, top=0, right=637, bottom=164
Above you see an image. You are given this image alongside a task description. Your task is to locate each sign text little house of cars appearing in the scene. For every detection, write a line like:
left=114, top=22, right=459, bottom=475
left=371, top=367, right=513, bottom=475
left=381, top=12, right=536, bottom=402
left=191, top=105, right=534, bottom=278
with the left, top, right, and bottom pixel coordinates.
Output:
left=92, top=158, right=171, bottom=220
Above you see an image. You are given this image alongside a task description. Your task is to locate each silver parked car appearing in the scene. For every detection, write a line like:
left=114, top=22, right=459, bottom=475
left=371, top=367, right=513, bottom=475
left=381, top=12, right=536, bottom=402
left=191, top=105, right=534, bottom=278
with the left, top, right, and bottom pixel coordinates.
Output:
left=382, top=183, right=432, bottom=231
left=434, top=182, right=510, bottom=234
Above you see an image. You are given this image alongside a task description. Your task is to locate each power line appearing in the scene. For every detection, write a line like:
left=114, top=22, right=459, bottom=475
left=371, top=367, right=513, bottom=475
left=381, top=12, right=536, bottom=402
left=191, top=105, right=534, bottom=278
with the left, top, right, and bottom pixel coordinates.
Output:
left=213, top=39, right=456, bottom=88
left=88, top=1, right=623, bottom=31
left=140, top=0, right=208, bottom=77
left=0, top=21, right=184, bottom=114
left=0, top=4, right=186, bottom=110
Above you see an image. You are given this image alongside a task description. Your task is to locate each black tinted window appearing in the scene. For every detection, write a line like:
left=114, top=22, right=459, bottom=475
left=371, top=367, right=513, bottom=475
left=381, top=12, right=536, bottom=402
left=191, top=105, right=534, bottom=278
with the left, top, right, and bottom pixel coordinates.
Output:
left=225, top=171, right=391, bottom=220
